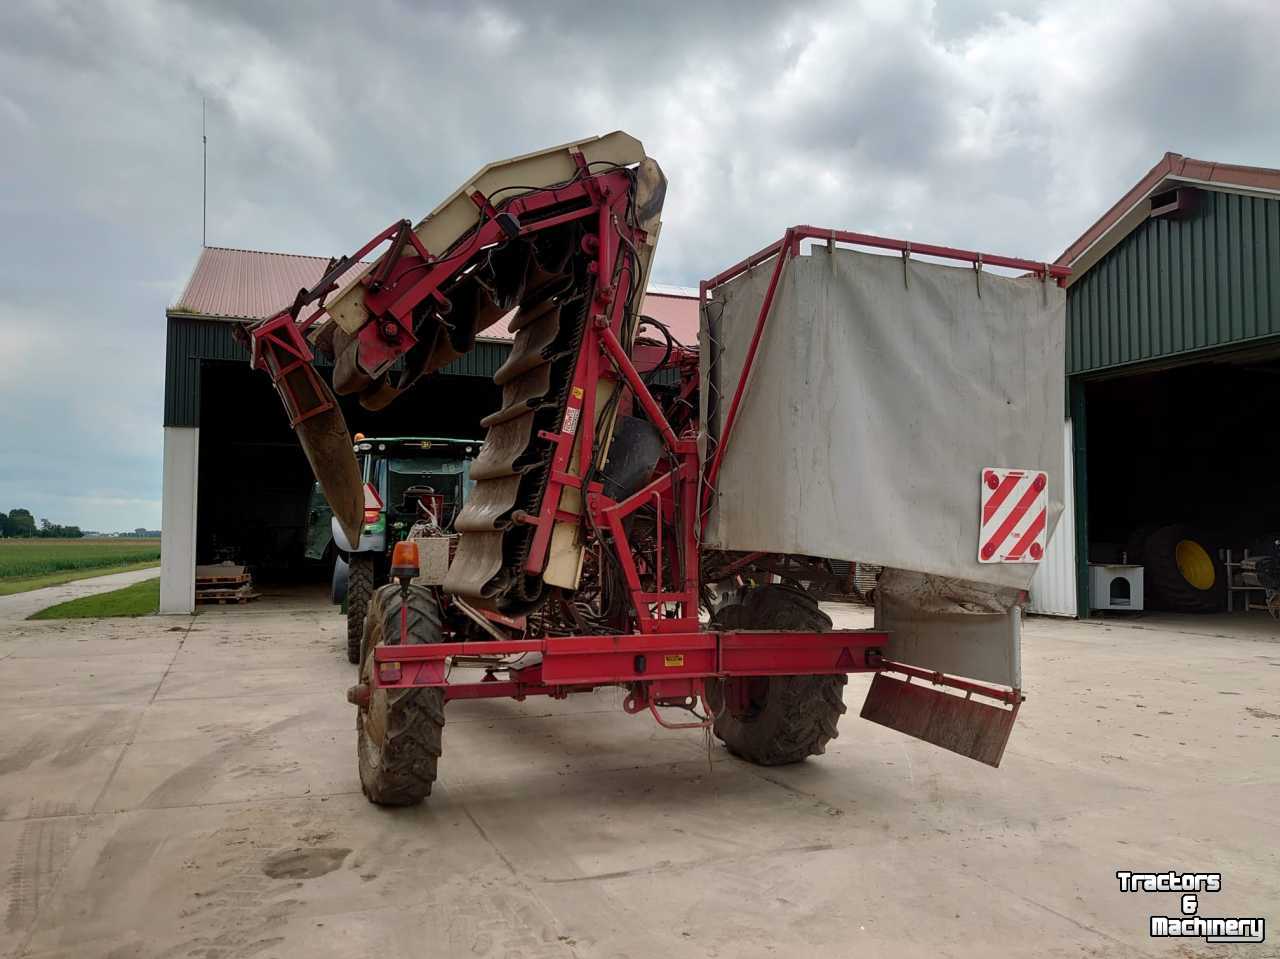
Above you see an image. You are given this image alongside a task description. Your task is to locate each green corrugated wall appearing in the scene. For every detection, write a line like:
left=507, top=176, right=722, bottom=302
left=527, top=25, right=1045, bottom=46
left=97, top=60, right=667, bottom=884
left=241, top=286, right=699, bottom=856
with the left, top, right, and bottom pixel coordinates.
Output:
left=1067, top=189, right=1280, bottom=376
left=164, top=315, right=510, bottom=427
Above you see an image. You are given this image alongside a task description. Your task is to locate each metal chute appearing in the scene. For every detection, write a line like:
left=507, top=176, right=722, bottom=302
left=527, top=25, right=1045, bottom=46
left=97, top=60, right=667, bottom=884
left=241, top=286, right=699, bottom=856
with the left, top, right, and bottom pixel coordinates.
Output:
left=294, top=394, right=363, bottom=546
left=239, top=309, right=364, bottom=545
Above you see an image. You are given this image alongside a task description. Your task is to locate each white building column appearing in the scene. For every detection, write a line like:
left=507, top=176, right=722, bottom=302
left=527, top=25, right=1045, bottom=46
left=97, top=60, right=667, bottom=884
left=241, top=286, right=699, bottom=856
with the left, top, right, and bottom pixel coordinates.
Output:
left=1028, top=419, right=1078, bottom=617
left=160, top=426, right=199, bottom=614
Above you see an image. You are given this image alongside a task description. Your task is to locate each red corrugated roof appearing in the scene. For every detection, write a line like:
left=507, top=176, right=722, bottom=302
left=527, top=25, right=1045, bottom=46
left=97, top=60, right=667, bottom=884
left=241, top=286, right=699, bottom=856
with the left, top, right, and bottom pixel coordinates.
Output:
left=170, top=246, right=700, bottom=343
left=638, top=289, right=699, bottom=346
left=170, top=247, right=368, bottom=320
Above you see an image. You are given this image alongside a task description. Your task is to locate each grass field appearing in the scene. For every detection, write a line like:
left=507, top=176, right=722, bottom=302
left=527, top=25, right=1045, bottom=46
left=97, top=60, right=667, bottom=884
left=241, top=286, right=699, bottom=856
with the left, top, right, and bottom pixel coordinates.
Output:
left=28, top=577, right=160, bottom=620
left=0, top=538, right=161, bottom=596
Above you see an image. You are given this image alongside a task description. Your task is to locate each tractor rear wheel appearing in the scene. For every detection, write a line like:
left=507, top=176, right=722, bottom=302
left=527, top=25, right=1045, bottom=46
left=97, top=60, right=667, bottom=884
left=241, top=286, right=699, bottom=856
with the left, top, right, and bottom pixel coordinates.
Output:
left=705, top=585, right=848, bottom=766
left=356, top=585, right=445, bottom=805
left=346, top=554, right=375, bottom=664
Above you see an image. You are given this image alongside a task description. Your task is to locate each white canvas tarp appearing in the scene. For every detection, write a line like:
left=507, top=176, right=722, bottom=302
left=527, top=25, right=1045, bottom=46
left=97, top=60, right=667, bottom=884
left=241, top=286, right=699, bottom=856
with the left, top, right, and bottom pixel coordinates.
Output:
left=701, top=245, right=1066, bottom=592
left=701, top=245, right=1065, bottom=688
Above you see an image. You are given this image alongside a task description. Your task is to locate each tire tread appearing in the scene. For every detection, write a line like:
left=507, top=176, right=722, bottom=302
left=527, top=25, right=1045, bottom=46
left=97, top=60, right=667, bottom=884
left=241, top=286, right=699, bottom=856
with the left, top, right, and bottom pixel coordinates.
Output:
left=709, top=585, right=847, bottom=766
left=358, top=585, right=445, bottom=806
left=346, top=555, right=375, bottom=664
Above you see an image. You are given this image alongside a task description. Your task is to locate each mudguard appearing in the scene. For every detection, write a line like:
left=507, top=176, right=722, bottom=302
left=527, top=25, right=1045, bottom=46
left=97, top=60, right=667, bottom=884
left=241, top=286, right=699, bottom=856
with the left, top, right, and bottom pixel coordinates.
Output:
left=331, top=554, right=349, bottom=605
left=332, top=515, right=385, bottom=556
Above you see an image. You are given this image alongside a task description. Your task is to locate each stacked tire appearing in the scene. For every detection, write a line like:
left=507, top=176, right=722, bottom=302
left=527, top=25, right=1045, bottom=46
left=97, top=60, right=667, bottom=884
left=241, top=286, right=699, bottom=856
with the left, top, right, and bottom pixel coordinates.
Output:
left=1128, top=524, right=1224, bottom=612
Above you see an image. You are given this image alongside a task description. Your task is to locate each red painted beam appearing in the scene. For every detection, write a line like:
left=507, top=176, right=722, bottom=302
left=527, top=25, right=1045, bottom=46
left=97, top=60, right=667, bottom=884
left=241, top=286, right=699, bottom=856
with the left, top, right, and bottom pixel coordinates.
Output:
left=372, top=628, right=891, bottom=691
left=704, top=225, right=1071, bottom=295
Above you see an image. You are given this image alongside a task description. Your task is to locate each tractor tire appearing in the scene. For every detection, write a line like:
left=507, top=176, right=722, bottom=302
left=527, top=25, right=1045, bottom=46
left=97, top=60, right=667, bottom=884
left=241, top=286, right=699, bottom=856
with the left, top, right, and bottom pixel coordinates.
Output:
left=346, top=555, right=375, bottom=664
left=1142, top=524, right=1225, bottom=612
left=1124, top=523, right=1161, bottom=565
left=705, top=585, right=848, bottom=766
left=356, top=584, right=445, bottom=805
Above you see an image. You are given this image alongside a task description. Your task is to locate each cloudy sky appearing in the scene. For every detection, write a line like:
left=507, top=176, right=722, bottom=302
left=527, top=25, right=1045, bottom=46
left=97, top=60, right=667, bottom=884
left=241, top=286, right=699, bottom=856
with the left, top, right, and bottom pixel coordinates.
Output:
left=1, top=0, right=1277, bottom=531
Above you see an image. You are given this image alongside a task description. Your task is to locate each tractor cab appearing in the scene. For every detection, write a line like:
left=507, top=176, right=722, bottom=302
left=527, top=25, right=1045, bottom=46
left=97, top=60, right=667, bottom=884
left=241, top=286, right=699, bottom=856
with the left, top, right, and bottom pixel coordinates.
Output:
left=311, top=435, right=481, bottom=662
left=353, top=435, right=479, bottom=542
left=307, top=435, right=480, bottom=557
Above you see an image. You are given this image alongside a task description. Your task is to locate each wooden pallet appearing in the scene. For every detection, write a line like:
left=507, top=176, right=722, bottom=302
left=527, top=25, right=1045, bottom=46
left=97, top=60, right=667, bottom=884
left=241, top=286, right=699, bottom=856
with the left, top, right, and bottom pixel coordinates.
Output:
left=195, top=564, right=250, bottom=585
left=196, top=584, right=259, bottom=605
left=196, top=578, right=250, bottom=590
left=197, top=591, right=259, bottom=605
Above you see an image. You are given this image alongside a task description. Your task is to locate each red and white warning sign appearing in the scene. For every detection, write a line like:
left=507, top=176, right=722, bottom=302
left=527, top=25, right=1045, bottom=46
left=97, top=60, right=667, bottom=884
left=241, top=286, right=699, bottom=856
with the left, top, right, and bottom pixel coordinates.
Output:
left=979, top=468, right=1048, bottom=563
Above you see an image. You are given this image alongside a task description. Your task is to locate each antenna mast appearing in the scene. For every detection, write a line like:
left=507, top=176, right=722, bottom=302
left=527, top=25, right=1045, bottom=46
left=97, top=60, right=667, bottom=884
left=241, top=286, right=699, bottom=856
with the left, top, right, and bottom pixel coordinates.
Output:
left=202, top=98, right=207, bottom=247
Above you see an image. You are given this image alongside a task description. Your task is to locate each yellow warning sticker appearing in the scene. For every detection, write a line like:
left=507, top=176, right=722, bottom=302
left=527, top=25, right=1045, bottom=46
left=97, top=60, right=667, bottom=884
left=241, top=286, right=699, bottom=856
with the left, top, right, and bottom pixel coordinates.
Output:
left=664, top=654, right=685, bottom=668
left=571, top=386, right=585, bottom=399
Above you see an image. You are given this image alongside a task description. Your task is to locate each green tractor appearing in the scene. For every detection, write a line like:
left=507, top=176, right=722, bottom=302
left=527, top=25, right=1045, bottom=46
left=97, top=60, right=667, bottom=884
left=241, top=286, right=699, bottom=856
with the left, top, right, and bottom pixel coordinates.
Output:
left=305, top=435, right=480, bottom=662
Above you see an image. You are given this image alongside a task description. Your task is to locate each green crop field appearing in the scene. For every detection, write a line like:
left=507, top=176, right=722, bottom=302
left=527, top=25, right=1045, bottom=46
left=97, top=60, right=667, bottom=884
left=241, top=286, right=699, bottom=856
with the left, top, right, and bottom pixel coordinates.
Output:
left=0, top=538, right=161, bottom=595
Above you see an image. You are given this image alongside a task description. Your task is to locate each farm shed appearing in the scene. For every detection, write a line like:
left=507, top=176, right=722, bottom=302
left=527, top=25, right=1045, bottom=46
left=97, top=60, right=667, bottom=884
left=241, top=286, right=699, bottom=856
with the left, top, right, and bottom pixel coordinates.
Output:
left=1030, top=153, right=1280, bottom=617
left=159, top=246, right=698, bottom=613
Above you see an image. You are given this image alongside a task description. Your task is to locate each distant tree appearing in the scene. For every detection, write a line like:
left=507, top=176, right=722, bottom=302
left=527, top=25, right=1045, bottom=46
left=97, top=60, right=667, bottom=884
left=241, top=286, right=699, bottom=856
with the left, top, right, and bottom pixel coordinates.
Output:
left=0, top=511, right=9, bottom=537
left=30, top=517, right=83, bottom=538
left=7, top=509, right=36, bottom=537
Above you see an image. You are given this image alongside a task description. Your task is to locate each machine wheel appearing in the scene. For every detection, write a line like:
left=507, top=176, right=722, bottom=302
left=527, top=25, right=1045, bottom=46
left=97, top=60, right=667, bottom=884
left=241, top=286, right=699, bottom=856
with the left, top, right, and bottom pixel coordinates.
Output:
left=705, top=585, right=848, bottom=766
left=357, top=585, right=445, bottom=805
left=1142, top=524, right=1225, bottom=612
left=346, top=554, right=375, bottom=664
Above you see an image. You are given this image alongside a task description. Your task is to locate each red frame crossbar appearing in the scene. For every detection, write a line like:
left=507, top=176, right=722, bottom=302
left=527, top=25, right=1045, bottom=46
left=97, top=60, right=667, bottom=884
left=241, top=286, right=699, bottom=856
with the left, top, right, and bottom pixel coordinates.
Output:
left=373, top=628, right=890, bottom=702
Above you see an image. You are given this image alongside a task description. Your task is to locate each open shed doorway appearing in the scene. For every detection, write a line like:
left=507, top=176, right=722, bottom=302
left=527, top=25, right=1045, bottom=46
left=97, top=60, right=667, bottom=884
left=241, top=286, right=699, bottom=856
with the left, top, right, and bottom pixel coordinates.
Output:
left=1084, top=348, right=1280, bottom=615
left=195, top=360, right=498, bottom=585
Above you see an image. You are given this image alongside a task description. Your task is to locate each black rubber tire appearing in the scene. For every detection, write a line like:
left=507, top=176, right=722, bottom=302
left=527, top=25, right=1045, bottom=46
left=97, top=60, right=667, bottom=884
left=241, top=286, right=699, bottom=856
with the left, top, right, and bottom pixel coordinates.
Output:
left=357, top=585, right=445, bottom=806
left=1124, top=523, right=1161, bottom=566
left=346, top=554, right=375, bottom=664
left=705, top=585, right=848, bottom=766
left=1142, top=524, right=1225, bottom=612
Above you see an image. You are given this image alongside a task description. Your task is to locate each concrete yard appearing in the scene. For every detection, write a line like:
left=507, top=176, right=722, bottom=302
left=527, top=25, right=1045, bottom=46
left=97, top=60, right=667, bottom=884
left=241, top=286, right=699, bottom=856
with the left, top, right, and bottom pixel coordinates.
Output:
left=0, top=594, right=1277, bottom=958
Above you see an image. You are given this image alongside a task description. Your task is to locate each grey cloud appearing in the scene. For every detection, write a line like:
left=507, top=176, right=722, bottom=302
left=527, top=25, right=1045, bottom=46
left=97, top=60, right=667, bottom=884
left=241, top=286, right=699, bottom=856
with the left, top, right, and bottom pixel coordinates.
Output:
left=1, top=0, right=1277, bottom=529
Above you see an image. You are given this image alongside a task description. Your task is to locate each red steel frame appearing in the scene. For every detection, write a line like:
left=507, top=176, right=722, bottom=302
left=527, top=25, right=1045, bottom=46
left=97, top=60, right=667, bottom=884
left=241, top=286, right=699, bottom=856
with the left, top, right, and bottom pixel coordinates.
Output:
left=358, top=173, right=895, bottom=713
left=251, top=174, right=1045, bottom=719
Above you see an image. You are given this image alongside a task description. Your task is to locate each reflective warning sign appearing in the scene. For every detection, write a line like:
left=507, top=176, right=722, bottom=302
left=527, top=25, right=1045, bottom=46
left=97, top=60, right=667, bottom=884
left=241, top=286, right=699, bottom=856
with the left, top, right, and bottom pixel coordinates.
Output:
left=979, top=468, right=1047, bottom=563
